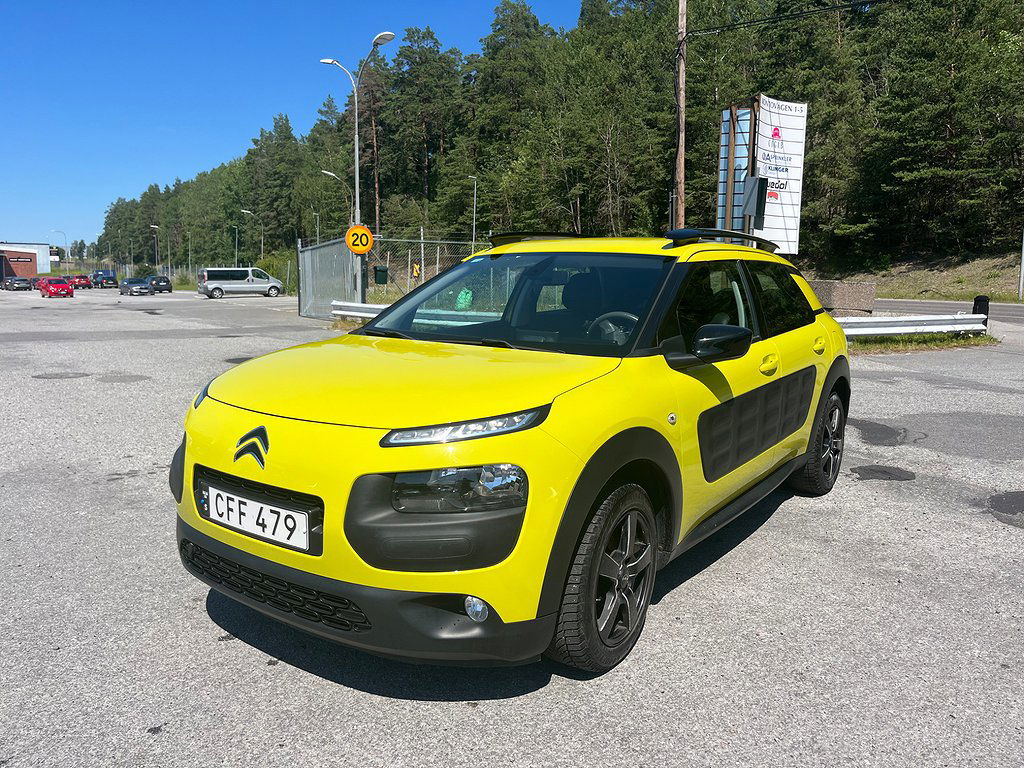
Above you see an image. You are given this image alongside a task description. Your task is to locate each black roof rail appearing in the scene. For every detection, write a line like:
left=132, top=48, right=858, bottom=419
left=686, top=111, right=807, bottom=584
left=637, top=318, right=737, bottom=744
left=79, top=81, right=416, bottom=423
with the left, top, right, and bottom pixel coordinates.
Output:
left=489, top=232, right=590, bottom=248
left=662, top=228, right=779, bottom=253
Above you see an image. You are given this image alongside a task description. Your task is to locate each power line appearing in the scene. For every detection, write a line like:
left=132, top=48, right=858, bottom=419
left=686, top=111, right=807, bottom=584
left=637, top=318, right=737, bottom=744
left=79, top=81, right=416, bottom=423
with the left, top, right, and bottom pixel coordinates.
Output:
left=684, top=1, right=884, bottom=43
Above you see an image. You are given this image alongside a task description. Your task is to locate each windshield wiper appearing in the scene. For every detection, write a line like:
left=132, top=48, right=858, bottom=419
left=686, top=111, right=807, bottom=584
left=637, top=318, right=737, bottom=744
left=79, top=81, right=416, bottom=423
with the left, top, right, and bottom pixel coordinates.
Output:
left=362, top=328, right=413, bottom=340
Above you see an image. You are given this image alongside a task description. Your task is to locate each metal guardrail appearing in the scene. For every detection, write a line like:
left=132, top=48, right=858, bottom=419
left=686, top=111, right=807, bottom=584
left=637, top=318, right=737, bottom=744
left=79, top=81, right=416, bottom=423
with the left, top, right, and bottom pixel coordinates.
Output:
left=331, top=301, right=500, bottom=326
left=332, top=300, right=989, bottom=338
left=835, top=314, right=988, bottom=336
left=331, top=301, right=387, bottom=319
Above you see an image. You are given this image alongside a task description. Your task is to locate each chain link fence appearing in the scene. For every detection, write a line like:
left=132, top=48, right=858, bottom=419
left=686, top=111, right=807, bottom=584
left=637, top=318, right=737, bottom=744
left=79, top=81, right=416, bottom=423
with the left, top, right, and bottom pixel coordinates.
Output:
left=363, top=236, right=478, bottom=305
left=296, top=233, right=478, bottom=319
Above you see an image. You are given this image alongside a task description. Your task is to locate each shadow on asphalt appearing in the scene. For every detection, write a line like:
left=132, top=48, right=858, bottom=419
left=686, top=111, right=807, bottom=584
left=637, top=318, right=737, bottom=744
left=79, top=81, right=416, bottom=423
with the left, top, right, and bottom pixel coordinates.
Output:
left=206, top=487, right=793, bottom=699
left=651, top=487, right=792, bottom=603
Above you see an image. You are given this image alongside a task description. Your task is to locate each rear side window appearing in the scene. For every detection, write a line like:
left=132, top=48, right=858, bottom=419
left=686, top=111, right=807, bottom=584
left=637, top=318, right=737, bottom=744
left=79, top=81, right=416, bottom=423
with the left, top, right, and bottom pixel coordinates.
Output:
left=745, top=261, right=815, bottom=337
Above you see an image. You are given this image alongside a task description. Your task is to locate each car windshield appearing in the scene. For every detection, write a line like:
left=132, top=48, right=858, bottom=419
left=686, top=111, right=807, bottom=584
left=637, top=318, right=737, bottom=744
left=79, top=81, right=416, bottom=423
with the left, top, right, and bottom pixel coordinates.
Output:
left=127, top=278, right=145, bottom=284
left=49, top=278, right=67, bottom=285
left=364, top=251, right=674, bottom=357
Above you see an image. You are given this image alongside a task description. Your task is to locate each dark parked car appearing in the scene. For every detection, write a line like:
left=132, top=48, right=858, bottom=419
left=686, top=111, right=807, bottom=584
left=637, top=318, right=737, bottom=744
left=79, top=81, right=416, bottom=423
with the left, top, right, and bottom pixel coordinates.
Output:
left=119, top=277, right=154, bottom=296
left=146, top=275, right=172, bottom=293
left=3, top=277, right=32, bottom=291
left=91, top=270, right=118, bottom=288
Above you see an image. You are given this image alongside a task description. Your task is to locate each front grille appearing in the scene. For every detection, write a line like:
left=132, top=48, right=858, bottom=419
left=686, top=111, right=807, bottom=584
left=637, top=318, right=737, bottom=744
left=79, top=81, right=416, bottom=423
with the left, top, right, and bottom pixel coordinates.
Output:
left=180, top=539, right=371, bottom=633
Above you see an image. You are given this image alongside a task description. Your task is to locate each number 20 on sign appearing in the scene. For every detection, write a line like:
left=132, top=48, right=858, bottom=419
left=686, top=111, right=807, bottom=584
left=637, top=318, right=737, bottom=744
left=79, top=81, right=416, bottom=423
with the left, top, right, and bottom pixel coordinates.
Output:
left=346, top=225, right=374, bottom=255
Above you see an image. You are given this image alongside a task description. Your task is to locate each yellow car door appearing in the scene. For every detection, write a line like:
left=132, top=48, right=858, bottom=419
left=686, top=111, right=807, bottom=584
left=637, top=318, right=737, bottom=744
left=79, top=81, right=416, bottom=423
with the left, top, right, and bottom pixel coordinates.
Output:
left=657, top=256, right=783, bottom=536
left=742, top=259, right=828, bottom=464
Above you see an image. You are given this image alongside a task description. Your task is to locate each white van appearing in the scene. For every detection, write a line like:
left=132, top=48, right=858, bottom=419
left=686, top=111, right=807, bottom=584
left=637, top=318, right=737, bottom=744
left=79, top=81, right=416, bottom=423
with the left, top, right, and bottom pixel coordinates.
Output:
left=198, top=267, right=283, bottom=298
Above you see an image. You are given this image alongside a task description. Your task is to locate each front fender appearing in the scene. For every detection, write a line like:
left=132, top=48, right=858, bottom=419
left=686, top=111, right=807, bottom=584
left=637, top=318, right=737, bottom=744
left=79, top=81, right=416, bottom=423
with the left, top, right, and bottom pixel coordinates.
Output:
left=536, top=427, right=682, bottom=617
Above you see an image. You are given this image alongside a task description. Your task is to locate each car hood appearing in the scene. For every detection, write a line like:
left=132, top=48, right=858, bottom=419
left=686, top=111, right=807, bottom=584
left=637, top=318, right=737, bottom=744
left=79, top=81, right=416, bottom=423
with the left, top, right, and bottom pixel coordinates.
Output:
left=208, top=334, right=619, bottom=429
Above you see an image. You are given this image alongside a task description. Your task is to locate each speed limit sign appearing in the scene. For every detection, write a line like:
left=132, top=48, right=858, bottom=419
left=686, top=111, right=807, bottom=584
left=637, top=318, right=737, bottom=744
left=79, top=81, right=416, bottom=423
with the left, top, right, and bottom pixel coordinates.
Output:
left=345, top=225, right=374, bottom=255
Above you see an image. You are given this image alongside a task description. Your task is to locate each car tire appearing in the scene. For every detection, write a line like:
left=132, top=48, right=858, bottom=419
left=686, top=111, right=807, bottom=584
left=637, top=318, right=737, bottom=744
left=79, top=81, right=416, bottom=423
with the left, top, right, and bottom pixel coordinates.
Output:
left=545, top=483, right=658, bottom=674
left=210, top=287, right=224, bottom=299
left=267, top=286, right=280, bottom=297
left=786, top=390, right=846, bottom=496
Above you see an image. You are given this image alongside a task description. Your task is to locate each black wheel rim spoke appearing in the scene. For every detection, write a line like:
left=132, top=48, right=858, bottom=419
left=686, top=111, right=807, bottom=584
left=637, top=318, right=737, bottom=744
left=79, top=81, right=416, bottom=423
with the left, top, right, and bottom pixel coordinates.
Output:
left=820, top=403, right=844, bottom=481
left=596, top=505, right=655, bottom=647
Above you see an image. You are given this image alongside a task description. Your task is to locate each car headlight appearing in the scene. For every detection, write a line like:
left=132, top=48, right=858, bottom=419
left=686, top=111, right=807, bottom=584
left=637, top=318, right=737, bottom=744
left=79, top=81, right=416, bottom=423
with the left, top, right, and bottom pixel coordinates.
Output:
left=392, top=464, right=528, bottom=513
left=380, top=406, right=549, bottom=447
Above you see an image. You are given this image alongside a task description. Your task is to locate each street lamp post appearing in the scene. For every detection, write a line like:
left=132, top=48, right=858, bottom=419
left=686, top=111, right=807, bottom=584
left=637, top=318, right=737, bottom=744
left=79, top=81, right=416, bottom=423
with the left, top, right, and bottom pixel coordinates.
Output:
left=232, top=226, right=239, bottom=267
left=187, top=231, right=192, bottom=278
left=314, top=212, right=320, bottom=244
left=241, top=209, right=263, bottom=260
left=468, top=175, right=478, bottom=250
left=320, top=30, right=395, bottom=228
left=149, top=225, right=160, bottom=271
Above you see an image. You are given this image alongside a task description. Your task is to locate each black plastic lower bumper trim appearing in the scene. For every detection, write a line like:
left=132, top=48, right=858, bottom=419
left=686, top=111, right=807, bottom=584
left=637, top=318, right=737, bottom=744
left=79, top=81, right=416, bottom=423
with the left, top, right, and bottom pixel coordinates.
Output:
left=177, top=517, right=555, bottom=664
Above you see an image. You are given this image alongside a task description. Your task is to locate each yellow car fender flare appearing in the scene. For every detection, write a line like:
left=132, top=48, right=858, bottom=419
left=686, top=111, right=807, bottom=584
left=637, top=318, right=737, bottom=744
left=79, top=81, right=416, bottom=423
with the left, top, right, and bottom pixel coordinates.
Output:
left=536, top=426, right=682, bottom=617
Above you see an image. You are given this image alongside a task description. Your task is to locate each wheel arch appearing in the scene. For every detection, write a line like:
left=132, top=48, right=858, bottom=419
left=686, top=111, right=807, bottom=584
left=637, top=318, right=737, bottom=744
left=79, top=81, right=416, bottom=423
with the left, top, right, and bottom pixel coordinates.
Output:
left=536, top=427, right=682, bottom=617
left=823, top=354, right=851, bottom=412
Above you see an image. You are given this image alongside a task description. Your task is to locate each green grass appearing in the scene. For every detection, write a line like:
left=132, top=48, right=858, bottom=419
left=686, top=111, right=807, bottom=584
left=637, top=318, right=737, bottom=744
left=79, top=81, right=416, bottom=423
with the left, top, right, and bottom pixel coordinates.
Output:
left=849, top=332, right=999, bottom=354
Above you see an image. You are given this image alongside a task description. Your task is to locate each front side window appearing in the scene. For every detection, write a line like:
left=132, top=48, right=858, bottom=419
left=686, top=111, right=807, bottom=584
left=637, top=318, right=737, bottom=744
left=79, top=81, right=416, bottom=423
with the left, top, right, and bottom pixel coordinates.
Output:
left=252, top=269, right=270, bottom=280
left=745, top=261, right=815, bottom=337
left=365, top=252, right=674, bottom=357
left=658, top=261, right=752, bottom=351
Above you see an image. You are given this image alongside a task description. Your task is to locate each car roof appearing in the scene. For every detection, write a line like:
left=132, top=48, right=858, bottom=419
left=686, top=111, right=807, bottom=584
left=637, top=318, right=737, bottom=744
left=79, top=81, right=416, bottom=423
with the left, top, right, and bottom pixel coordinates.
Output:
left=474, top=236, right=797, bottom=269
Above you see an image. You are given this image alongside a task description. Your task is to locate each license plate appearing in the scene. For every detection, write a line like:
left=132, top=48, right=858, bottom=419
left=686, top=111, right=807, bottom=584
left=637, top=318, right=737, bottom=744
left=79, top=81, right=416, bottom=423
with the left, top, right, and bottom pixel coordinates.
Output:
left=204, top=484, right=309, bottom=551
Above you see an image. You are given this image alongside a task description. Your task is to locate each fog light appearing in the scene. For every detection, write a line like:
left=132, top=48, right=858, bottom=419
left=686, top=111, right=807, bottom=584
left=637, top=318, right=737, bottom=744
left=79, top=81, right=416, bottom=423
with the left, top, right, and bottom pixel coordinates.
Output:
left=464, top=596, right=489, bottom=623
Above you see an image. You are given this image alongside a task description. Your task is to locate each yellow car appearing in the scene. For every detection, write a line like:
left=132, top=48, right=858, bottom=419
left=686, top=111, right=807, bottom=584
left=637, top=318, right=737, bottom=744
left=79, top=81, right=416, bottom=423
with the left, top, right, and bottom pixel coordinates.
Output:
left=170, top=228, right=849, bottom=673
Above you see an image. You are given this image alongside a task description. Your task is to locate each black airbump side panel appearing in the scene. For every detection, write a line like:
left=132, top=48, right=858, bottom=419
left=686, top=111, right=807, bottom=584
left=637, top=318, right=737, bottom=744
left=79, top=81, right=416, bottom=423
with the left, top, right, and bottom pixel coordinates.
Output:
left=698, top=366, right=816, bottom=482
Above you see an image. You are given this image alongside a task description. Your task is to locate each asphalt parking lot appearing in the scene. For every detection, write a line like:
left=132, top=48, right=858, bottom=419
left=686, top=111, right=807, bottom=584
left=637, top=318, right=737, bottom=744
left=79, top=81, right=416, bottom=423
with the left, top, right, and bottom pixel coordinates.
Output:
left=1, top=288, right=1022, bottom=767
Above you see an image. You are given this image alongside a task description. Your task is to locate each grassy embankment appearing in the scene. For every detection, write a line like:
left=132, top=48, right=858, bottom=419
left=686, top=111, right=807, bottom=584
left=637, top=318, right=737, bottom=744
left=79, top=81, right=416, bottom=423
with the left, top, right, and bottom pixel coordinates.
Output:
left=814, top=253, right=1021, bottom=303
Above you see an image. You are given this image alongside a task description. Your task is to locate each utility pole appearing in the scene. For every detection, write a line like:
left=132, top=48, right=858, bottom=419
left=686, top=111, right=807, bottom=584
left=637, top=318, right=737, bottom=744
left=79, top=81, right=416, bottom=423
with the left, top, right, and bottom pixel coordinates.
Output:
left=187, top=231, right=192, bottom=277
left=233, top=226, right=239, bottom=267
left=314, top=212, right=321, bottom=244
left=469, top=175, right=478, bottom=250
left=1018, top=227, right=1023, bottom=302
left=673, top=0, right=686, bottom=229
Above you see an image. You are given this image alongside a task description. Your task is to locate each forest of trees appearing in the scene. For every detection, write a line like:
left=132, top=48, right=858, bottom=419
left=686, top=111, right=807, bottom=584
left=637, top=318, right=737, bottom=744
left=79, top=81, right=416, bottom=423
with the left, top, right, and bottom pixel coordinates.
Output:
left=90, top=0, right=1023, bottom=274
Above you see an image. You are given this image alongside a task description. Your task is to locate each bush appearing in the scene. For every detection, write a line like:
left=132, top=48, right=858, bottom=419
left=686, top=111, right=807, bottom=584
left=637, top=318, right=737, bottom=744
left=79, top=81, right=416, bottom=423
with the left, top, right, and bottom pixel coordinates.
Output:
left=255, top=250, right=297, bottom=294
left=134, top=262, right=157, bottom=278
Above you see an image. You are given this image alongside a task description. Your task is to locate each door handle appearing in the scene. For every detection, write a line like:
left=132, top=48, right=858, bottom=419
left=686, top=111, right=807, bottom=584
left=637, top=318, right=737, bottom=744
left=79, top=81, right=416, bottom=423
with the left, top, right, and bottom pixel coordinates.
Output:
left=812, top=336, right=827, bottom=355
left=759, top=354, right=779, bottom=376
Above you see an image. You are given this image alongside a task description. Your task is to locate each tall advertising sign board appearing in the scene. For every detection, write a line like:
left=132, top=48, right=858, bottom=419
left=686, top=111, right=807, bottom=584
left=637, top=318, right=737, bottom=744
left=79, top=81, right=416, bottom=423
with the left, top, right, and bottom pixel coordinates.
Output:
left=716, top=94, right=808, bottom=255
left=750, top=95, right=808, bottom=255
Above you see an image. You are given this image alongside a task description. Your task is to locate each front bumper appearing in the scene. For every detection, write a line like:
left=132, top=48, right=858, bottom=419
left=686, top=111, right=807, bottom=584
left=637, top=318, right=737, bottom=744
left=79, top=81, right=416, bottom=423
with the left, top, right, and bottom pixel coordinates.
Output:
left=177, top=516, right=556, bottom=664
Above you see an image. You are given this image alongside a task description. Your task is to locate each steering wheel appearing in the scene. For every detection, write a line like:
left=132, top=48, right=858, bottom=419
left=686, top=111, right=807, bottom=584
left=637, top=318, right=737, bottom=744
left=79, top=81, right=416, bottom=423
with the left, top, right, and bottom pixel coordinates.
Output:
left=587, top=311, right=640, bottom=342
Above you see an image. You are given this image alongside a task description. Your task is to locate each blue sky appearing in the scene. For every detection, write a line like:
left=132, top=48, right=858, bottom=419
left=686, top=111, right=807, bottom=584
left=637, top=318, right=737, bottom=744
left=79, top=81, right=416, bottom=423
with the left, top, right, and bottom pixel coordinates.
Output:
left=0, top=1, right=580, bottom=246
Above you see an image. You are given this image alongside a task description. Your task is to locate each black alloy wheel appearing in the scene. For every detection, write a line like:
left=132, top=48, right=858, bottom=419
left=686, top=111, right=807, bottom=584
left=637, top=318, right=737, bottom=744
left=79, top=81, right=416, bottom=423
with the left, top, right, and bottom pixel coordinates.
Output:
left=594, top=504, right=657, bottom=646
left=787, top=390, right=846, bottom=496
left=820, top=396, right=845, bottom=485
left=546, top=484, right=658, bottom=673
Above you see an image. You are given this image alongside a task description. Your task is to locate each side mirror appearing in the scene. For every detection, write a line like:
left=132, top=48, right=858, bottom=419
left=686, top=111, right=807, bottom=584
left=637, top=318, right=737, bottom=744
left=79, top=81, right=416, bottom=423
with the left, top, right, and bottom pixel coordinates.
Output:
left=660, top=324, right=752, bottom=371
left=692, top=324, right=752, bottom=363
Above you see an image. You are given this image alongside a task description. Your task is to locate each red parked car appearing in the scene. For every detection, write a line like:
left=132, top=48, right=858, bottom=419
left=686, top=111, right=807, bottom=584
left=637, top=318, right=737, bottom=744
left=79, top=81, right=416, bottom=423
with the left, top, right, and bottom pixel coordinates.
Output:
left=69, top=274, right=92, bottom=289
left=39, top=277, right=74, bottom=298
